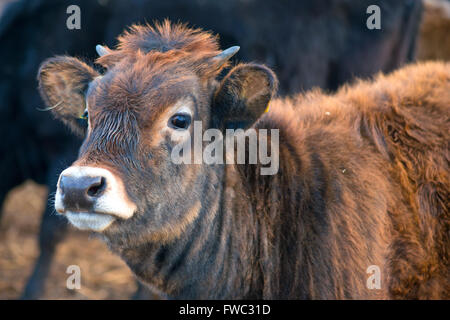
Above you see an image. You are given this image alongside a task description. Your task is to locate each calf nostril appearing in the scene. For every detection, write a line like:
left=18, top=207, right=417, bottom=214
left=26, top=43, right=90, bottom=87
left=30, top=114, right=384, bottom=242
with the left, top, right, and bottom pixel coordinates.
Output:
left=87, top=177, right=106, bottom=197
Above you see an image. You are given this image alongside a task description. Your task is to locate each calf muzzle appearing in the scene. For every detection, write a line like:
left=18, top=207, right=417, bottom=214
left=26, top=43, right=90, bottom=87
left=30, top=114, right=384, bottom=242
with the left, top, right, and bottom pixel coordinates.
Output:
left=54, top=166, right=137, bottom=232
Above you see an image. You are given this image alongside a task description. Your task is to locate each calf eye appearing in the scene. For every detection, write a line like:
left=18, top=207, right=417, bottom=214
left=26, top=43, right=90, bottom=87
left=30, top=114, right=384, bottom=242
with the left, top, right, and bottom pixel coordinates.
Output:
left=169, top=113, right=191, bottom=130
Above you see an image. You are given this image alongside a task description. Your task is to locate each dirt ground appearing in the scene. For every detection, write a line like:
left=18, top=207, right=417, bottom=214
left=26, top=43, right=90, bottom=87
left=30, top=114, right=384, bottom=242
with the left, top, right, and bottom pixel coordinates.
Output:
left=0, top=180, right=137, bottom=299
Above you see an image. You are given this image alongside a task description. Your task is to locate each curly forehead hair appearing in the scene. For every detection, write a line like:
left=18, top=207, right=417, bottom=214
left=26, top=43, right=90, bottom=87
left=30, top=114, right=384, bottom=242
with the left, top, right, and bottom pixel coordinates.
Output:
left=95, top=20, right=226, bottom=77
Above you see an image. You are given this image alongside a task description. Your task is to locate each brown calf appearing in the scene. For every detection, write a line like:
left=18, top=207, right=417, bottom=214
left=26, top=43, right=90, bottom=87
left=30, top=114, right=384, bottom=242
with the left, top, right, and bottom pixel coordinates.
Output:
left=38, top=21, right=449, bottom=299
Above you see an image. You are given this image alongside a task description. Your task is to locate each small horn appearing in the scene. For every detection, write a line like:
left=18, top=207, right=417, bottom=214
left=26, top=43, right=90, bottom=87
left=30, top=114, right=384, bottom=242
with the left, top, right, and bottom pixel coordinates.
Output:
left=96, top=44, right=110, bottom=56
left=213, top=46, right=240, bottom=66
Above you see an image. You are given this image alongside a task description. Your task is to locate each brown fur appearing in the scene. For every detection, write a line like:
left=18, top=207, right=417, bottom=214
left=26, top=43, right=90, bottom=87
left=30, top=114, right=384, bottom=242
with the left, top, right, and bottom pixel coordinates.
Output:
left=260, top=61, right=450, bottom=298
left=38, top=22, right=449, bottom=299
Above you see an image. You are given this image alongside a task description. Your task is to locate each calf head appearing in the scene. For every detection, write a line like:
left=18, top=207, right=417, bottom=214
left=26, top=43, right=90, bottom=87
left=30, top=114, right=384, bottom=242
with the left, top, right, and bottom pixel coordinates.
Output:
left=38, top=21, right=277, bottom=244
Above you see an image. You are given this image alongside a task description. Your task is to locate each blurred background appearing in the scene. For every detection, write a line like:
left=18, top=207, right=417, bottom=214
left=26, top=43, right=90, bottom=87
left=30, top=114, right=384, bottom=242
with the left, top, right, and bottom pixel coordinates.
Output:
left=0, top=0, right=449, bottom=299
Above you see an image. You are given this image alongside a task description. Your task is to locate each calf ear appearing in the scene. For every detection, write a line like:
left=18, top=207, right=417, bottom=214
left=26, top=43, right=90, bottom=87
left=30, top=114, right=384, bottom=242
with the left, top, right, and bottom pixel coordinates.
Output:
left=212, top=63, right=277, bottom=130
left=38, top=56, right=99, bottom=136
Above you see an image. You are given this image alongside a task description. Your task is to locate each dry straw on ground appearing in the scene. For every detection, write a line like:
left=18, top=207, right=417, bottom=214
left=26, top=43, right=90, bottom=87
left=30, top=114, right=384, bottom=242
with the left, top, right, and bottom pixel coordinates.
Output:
left=0, top=180, right=136, bottom=299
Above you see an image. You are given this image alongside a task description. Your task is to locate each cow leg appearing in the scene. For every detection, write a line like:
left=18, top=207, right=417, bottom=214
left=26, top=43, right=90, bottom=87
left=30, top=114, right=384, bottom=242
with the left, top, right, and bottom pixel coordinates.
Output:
left=20, top=184, right=68, bottom=299
left=21, top=150, right=76, bottom=300
left=21, top=211, right=67, bottom=299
